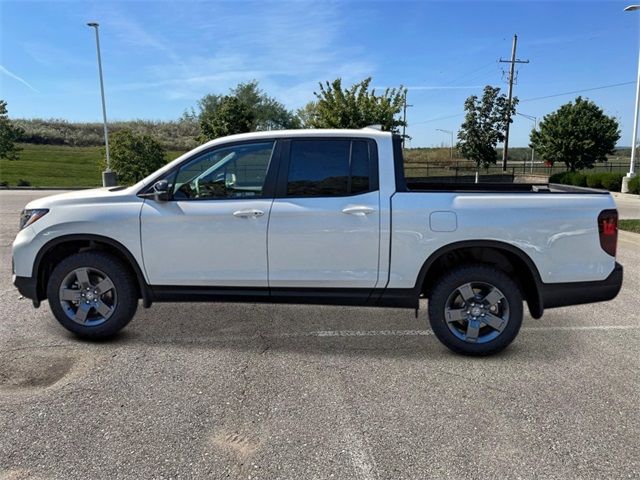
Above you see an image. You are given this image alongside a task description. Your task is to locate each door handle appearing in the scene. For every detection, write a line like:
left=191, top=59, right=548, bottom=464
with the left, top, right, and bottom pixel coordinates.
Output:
left=233, top=209, right=265, bottom=218
left=341, top=206, right=375, bottom=216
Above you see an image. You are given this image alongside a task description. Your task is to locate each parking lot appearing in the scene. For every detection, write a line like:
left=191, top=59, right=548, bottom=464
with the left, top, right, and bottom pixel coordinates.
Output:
left=0, top=190, right=638, bottom=479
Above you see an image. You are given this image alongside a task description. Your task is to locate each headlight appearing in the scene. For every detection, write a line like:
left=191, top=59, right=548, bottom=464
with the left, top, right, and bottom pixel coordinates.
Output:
left=19, top=209, right=49, bottom=230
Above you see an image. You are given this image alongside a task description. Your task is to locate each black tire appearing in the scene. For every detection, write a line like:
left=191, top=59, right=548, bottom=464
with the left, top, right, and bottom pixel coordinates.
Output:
left=428, top=264, right=523, bottom=356
left=47, top=251, right=138, bottom=339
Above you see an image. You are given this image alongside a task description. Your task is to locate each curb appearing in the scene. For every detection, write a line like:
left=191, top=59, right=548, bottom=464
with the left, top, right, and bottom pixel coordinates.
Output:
left=611, top=192, right=640, bottom=200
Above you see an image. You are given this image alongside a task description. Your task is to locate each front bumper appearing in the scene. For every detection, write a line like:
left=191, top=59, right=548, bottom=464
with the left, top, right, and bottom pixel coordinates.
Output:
left=540, top=262, right=623, bottom=309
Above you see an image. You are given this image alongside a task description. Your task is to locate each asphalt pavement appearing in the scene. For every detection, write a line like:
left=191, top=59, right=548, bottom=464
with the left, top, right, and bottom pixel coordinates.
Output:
left=0, top=190, right=638, bottom=480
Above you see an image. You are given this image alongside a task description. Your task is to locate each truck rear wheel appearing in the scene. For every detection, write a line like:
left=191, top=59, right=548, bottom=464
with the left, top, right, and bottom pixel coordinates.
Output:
left=47, top=251, right=138, bottom=339
left=428, top=264, right=523, bottom=356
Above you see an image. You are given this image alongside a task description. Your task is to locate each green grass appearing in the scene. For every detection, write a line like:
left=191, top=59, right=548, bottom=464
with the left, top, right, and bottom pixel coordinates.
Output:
left=619, top=219, right=640, bottom=234
left=0, top=144, right=185, bottom=187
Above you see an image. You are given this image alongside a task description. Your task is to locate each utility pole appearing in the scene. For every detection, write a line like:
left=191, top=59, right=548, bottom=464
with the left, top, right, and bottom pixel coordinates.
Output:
left=499, top=34, right=529, bottom=171
left=402, top=92, right=413, bottom=148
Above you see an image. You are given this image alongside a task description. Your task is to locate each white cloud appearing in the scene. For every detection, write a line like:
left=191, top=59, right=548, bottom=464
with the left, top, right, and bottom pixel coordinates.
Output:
left=101, top=1, right=376, bottom=108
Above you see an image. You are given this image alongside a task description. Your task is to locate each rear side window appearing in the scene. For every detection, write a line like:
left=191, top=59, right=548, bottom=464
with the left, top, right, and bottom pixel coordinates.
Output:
left=286, top=139, right=375, bottom=197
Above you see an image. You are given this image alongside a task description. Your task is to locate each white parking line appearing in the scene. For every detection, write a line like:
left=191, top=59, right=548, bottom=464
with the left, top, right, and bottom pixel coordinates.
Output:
left=169, top=324, right=640, bottom=344
left=272, top=325, right=640, bottom=339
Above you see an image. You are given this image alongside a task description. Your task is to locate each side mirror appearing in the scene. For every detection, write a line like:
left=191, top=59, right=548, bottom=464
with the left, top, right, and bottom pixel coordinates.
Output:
left=139, top=180, right=170, bottom=202
left=153, top=180, right=169, bottom=201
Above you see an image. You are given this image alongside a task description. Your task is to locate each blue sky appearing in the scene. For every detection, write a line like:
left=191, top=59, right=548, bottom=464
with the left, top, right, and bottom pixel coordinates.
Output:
left=1, top=0, right=639, bottom=147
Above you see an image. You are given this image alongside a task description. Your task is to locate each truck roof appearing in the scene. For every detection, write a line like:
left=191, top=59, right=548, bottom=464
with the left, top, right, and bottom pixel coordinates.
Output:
left=137, top=128, right=393, bottom=189
left=199, top=127, right=393, bottom=147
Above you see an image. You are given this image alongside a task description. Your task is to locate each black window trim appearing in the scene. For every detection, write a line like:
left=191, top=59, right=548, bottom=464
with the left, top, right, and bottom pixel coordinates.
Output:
left=137, top=139, right=282, bottom=201
left=274, top=136, right=379, bottom=199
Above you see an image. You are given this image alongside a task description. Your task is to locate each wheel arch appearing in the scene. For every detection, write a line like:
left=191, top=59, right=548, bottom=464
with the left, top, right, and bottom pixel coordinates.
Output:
left=416, top=240, right=544, bottom=319
left=33, top=234, right=152, bottom=307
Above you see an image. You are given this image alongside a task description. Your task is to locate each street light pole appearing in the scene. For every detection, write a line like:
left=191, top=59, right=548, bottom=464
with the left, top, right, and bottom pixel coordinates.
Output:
left=436, top=129, right=454, bottom=159
left=87, top=22, right=116, bottom=187
left=623, top=5, right=640, bottom=192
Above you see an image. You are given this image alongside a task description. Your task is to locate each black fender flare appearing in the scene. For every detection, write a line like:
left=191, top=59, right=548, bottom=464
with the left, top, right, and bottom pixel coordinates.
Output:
left=32, top=233, right=153, bottom=308
left=413, top=240, right=544, bottom=319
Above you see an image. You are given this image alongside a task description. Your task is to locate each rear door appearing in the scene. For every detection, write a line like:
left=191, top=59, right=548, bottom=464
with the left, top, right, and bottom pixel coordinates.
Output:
left=267, top=138, right=380, bottom=289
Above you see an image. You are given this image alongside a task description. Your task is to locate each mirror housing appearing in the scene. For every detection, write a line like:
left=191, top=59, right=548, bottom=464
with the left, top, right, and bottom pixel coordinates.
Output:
left=152, top=180, right=169, bottom=201
left=140, top=180, right=169, bottom=201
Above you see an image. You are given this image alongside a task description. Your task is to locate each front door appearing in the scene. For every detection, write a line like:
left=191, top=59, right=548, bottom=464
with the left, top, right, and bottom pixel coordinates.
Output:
left=140, top=140, right=277, bottom=286
left=267, top=138, right=381, bottom=289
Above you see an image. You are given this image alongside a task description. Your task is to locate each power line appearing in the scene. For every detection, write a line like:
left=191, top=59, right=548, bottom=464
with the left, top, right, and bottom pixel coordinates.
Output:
left=411, top=81, right=636, bottom=126
left=412, top=112, right=465, bottom=125
left=520, top=81, right=635, bottom=102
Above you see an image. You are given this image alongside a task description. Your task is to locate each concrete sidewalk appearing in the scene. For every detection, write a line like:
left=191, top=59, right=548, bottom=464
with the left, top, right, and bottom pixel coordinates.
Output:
left=611, top=192, right=640, bottom=219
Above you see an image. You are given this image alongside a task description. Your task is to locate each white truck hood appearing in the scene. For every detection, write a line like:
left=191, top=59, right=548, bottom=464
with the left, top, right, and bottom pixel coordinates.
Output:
left=24, top=186, right=140, bottom=210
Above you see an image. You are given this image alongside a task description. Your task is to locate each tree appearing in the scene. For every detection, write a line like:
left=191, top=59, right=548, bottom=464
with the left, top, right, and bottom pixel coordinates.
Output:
left=296, top=101, right=319, bottom=128
left=530, top=97, right=620, bottom=171
left=233, top=81, right=300, bottom=130
left=197, top=80, right=299, bottom=140
left=308, top=77, right=406, bottom=133
left=457, top=86, right=516, bottom=169
left=199, top=96, right=255, bottom=141
left=0, top=100, right=24, bottom=160
left=102, top=129, right=166, bottom=184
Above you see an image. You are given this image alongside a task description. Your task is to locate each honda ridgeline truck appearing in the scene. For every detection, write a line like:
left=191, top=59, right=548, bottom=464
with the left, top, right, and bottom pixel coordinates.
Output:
left=12, top=129, right=623, bottom=355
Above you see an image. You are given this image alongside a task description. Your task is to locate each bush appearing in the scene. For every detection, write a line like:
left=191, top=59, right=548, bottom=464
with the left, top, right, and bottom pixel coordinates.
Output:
left=102, top=130, right=166, bottom=185
left=627, top=175, right=640, bottom=194
left=586, top=172, right=604, bottom=188
left=0, top=180, right=8, bottom=187
left=551, top=171, right=624, bottom=191
left=600, top=173, right=623, bottom=192
left=584, top=172, right=623, bottom=191
left=549, top=172, right=569, bottom=184
left=17, top=179, right=30, bottom=186
left=570, top=172, right=588, bottom=187
left=549, top=171, right=587, bottom=186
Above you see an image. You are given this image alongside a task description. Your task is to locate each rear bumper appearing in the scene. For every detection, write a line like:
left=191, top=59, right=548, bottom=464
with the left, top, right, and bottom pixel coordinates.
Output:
left=540, top=262, right=623, bottom=309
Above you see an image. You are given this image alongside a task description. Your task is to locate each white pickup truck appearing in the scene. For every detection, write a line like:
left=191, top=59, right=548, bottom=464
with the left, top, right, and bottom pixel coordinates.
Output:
left=12, top=128, right=623, bottom=355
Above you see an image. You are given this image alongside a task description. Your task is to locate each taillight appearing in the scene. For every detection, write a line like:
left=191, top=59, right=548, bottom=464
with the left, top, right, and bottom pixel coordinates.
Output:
left=598, top=209, right=618, bottom=257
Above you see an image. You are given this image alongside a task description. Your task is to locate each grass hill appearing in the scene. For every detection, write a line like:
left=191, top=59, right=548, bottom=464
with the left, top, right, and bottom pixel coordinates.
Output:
left=0, top=144, right=184, bottom=187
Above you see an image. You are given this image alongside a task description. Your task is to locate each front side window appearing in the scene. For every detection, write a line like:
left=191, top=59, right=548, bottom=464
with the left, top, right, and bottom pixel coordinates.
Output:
left=172, top=141, right=275, bottom=200
left=286, top=139, right=374, bottom=197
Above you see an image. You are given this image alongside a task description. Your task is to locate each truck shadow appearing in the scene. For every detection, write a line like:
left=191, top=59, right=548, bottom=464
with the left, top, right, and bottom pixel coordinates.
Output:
left=102, top=302, right=580, bottom=360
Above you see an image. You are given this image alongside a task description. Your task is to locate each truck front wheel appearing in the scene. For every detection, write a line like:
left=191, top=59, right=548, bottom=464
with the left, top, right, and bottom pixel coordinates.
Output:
left=46, top=251, right=138, bottom=339
left=428, top=264, right=523, bottom=356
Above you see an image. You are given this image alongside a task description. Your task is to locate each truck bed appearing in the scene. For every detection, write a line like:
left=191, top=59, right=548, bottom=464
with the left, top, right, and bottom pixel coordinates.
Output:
left=404, top=179, right=610, bottom=194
